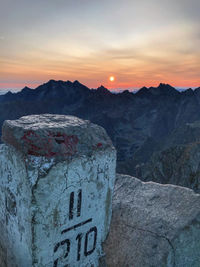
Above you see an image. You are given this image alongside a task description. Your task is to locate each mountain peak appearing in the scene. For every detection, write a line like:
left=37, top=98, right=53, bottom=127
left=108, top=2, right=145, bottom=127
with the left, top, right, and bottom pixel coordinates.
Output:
left=149, top=83, right=179, bottom=96
left=21, top=86, right=31, bottom=92
left=120, top=90, right=133, bottom=97
left=47, top=79, right=57, bottom=84
left=73, top=80, right=82, bottom=85
left=96, top=85, right=111, bottom=95
left=194, top=87, right=200, bottom=95
left=135, top=86, right=152, bottom=97
left=5, top=91, right=13, bottom=96
left=23, top=86, right=31, bottom=90
left=158, top=83, right=175, bottom=90
left=182, top=88, right=194, bottom=96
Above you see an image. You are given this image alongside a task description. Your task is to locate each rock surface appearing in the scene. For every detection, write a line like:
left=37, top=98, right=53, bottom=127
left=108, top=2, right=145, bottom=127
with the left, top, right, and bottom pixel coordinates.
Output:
left=140, top=122, right=200, bottom=193
left=104, top=174, right=200, bottom=267
left=141, top=143, right=200, bottom=193
left=2, top=114, right=112, bottom=159
left=0, top=114, right=116, bottom=267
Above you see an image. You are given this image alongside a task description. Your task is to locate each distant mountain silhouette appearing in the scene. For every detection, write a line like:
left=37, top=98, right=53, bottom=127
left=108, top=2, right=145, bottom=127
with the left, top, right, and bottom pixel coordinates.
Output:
left=1, top=80, right=200, bottom=180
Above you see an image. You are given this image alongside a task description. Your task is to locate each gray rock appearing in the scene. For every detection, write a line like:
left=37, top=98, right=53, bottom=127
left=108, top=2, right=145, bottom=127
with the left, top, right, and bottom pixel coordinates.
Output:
left=2, top=114, right=113, bottom=159
left=104, top=174, right=200, bottom=267
left=0, top=114, right=116, bottom=267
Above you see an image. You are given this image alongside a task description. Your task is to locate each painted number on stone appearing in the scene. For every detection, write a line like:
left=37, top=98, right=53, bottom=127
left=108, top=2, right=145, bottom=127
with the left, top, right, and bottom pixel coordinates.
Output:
left=53, top=190, right=98, bottom=266
left=76, top=227, right=97, bottom=260
left=69, top=189, right=82, bottom=220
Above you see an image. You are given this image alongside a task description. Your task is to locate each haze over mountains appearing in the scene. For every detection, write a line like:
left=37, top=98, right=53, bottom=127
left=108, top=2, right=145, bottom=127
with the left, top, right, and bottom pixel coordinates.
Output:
left=1, top=79, right=200, bottom=191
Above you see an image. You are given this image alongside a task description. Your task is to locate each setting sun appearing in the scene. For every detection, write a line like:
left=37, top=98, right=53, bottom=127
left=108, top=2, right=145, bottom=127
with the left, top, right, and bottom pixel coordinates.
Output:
left=109, top=76, right=115, bottom=82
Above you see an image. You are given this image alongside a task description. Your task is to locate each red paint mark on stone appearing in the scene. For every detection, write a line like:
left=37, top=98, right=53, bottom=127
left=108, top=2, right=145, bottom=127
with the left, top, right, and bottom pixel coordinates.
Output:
left=48, top=132, right=79, bottom=157
left=21, top=131, right=42, bottom=156
left=21, top=131, right=79, bottom=157
left=97, top=143, right=102, bottom=148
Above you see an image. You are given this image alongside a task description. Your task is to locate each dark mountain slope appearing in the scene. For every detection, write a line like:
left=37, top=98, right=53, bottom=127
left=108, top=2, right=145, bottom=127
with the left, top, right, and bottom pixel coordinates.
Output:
left=0, top=80, right=200, bottom=180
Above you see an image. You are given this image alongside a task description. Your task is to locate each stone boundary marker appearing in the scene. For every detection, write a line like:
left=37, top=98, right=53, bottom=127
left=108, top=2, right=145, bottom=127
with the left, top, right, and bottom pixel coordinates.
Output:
left=0, top=114, right=116, bottom=267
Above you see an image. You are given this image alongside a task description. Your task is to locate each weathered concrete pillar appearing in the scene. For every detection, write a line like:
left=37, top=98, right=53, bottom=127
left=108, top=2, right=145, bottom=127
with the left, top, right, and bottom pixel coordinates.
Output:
left=0, top=114, right=116, bottom=267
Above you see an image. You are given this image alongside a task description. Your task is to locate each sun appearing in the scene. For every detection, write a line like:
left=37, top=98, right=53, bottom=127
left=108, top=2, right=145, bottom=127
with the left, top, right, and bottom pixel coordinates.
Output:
left=109, top=76, right=115, bottom=82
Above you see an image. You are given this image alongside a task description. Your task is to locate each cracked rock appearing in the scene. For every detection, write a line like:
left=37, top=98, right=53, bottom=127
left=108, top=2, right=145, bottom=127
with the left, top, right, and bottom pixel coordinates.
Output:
left=104, top=174, right=200, bottom=267
left=0, top=114, right=116, bottom=267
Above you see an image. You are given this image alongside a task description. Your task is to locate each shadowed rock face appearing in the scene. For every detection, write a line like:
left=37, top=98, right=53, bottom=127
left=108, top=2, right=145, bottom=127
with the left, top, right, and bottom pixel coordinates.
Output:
left=1, top=80, right=200, bottom=187
left=140, top=122, right=200, bottom=193
left=104, top=174, right=200, bottom=267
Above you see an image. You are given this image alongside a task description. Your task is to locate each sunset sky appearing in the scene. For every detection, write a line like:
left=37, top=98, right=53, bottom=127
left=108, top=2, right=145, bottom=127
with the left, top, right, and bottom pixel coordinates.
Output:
left=0, top=0, right=200, bottom=91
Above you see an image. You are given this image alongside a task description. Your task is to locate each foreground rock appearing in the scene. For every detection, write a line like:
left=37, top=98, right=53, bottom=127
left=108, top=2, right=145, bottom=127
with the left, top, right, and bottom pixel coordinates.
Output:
left=104, top=174, right=200, bottom=267
left=0, top=114, right=116, bottom=267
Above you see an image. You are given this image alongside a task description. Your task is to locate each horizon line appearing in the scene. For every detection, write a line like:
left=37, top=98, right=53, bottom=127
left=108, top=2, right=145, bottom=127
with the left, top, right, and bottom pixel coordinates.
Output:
left=0, top=80, right=199, bottom=95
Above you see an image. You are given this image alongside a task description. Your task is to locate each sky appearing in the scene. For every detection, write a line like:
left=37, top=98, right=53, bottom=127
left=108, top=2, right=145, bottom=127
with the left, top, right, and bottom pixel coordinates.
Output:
left=0, top=0, right=200, bottom=91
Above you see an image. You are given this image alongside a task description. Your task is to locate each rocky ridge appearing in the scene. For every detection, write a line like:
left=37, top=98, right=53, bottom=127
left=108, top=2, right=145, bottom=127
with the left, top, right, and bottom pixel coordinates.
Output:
left=1, top=80, right=200, bottom=190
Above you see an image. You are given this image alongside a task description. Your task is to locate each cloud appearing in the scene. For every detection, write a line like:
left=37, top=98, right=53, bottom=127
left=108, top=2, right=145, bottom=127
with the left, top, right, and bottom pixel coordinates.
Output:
left=0, top=0, right=200, bottom=89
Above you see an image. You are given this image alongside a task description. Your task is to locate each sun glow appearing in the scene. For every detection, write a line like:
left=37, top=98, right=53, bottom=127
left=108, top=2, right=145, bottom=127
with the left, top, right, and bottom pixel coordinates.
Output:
left=109, top=76, right=115, bottom=82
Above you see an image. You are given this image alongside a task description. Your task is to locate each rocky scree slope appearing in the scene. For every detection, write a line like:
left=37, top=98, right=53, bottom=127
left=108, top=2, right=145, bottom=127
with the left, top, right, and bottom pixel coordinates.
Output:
left=140, top=121, right=200, bottom=193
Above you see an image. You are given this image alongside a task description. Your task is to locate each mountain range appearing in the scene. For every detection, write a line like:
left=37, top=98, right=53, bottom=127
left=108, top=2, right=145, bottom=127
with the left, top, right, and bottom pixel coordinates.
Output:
left=1, top=80, right=200, bottom=191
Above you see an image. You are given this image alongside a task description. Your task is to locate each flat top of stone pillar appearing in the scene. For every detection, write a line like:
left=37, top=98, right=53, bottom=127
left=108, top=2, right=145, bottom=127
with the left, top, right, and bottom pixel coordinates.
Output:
left=2, top=114, right=114, bottom=158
